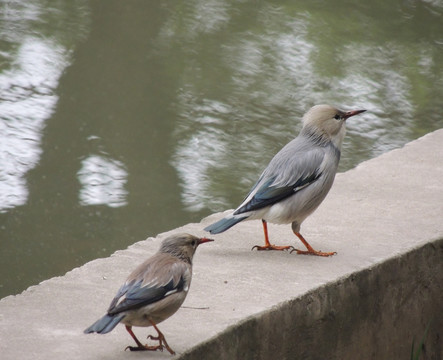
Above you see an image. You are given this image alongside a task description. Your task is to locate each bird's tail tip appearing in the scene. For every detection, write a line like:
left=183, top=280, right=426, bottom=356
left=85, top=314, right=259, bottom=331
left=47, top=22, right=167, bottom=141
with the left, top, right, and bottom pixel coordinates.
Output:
left=203, top=224, right=220, bottom=234
left=83, top=327, right=94, bottom=334
left=204, top=215, right=247, bottom=234
left=84, top=314, right=125, bottom=334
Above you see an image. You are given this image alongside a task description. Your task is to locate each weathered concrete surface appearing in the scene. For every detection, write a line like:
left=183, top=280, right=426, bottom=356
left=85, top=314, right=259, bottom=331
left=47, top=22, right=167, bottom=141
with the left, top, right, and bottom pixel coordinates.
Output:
left=179, top=239, right=442, bottom=360
left=1, top=129, right=443, bottom=360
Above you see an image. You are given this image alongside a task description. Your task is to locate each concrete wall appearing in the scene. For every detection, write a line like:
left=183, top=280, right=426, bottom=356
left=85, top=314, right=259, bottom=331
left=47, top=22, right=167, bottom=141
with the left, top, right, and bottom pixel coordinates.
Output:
left=1, top=129, right=443, bottom=360
left=179, top=239, right=442, bottom=360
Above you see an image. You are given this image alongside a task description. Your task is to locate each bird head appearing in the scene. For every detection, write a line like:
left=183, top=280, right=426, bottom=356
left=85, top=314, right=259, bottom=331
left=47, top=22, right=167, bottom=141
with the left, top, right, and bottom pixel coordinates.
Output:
left=159, top=233, right=214, bottom=263
left=302, top=104, right=366, bottom=147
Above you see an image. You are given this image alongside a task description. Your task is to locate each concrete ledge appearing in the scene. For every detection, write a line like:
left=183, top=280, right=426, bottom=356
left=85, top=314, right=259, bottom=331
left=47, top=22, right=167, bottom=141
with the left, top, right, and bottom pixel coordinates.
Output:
left=1, top=129, right=443, bottom=359
left=179, top=239, right=442, bottom=359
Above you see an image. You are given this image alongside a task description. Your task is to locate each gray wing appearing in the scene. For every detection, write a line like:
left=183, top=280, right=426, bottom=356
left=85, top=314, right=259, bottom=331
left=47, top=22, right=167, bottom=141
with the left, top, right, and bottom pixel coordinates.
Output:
left=107, top=256, right=189, bottom=315
left=234, top=139, right=329, bottom=215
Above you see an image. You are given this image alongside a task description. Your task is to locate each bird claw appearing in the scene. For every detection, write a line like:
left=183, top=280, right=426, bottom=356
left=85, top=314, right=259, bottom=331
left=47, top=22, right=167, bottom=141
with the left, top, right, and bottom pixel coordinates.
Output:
left=251, top=244, right=295, bottom=251
left=123, top=319, right=175, bottom=355
left=147, top=334, right=175, bottom=355
left=124, top=335, right=168, bottom=353
left=289, top=248, right=337, bottom=257
left=147, top=334, right=161, bottom=342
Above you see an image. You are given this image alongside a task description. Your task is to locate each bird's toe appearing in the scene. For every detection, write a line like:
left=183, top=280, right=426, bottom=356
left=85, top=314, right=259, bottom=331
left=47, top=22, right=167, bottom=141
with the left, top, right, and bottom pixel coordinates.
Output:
left=251, top=244, right=295, bottom=251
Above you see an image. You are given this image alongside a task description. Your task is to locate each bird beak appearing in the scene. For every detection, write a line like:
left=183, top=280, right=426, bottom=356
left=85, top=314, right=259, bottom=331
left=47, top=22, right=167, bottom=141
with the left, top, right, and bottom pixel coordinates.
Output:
left=198, top=237, right=214, bottom=245
left=343, top=109, right=366, bottom=119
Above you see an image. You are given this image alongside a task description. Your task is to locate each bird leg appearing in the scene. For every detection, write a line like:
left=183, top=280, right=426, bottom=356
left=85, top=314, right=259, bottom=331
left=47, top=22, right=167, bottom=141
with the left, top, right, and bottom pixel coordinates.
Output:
left=125, top=325, right=161, bottom=351
left=290, top=232, right=336, bottom=257
left=124, top=324, right=172, bottom=354
left=251, top=220, right=294, bottom=251
left=146, top=321, right=175, bottom=355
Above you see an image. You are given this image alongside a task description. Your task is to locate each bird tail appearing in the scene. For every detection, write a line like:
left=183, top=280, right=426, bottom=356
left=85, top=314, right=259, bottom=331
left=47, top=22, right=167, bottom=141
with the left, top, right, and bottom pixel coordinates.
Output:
left=84, top=313, right=125, bottom=334
left=204, top=215, right=247, bottom=234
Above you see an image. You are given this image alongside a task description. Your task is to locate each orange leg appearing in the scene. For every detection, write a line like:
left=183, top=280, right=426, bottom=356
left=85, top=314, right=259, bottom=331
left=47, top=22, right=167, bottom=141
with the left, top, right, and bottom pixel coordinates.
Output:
left=251, top=220, right=294, bottom=251
left=124, top=323, right=175, bottom=355
left=147, top=321, right=175, bottom=355
left=125, top=325, right=162, bottom=352
left=290, top=232, right=336, bottom=257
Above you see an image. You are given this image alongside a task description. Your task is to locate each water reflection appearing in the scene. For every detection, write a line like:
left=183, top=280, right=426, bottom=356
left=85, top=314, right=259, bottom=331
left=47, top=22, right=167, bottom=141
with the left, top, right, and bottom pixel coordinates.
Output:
left=171, top=103, right=230, bottom=212
left=0, top=0, right=92, bottom=297
left=0, top=37, right=70, bottom=212
left=78, top=154, right=128, bottom=208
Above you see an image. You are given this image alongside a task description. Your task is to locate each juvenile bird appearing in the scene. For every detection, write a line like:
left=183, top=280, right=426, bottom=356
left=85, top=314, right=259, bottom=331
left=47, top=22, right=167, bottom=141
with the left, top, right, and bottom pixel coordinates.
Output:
left=84, top=233, right=213, bottom=354
left=204, top=104, right=366, bottom=255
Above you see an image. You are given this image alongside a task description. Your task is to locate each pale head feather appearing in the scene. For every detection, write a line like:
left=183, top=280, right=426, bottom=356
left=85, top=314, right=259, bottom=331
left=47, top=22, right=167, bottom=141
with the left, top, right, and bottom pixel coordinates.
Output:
left=302, top=104, right=347, bottom=148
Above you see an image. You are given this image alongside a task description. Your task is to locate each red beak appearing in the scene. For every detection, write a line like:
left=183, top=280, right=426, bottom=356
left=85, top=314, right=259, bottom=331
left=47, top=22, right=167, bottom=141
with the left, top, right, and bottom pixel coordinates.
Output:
left=343, top=109, right=366, bottom=119
left=198, top=237, right=214, bottom=245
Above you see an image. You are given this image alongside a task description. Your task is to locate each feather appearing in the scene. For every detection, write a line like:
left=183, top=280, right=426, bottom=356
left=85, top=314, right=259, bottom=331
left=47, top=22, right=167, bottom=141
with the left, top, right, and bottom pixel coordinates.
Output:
left=233, top=139, right=327, bottom=215
left=108, top=275, right=186, bottom=315
left=204, top=215, right=248, bottom=234
left=83, top=313, right=125, bottom=334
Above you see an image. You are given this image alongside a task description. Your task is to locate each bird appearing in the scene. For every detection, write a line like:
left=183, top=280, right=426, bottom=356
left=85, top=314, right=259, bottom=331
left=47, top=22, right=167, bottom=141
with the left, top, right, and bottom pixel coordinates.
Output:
left=204, top=104, right=366, bottom=255
left=84, top=233, right=214, bottom=354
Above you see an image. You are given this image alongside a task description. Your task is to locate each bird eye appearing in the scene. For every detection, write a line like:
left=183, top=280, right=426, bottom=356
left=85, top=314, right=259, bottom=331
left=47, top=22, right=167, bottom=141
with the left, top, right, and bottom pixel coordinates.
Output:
left=334, top=114, right=341, bottom=120
left=191, top=240, right=196, bottom=246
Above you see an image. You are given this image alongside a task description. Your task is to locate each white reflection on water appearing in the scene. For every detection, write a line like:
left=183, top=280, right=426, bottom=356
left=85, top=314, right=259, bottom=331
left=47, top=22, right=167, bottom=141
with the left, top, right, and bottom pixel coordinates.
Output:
left=77, top=155, right=128, bottom=208
left=171, top=98, right=231, bottom=211
left=335, top=44, right=414, bottom=160
left=0, top=37, right=70, bottom=212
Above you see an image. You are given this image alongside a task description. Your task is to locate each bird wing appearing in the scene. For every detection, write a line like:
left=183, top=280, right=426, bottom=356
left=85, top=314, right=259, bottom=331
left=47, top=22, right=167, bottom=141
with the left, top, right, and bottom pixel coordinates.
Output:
left=234, top=142, right=327, bottom=215
left=107, top=255, right=190, bottom=315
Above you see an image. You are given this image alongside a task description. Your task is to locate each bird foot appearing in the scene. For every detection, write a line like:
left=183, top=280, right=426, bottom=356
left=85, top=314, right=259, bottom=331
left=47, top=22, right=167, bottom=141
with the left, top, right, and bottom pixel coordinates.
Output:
left=124, top=334, right=175, bottom=355
left=290, top=248, right=337, bottom=257
left=147, top=334, right=176, bottom=355
left=251, top=244, right=295, bottom=251
left=124, top=324, right=175, bottom=354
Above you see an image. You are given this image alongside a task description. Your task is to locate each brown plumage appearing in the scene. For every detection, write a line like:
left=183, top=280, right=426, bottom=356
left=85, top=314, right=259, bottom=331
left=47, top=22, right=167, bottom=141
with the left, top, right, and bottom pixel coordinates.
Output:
left=84, top=233, right=213, bottom=354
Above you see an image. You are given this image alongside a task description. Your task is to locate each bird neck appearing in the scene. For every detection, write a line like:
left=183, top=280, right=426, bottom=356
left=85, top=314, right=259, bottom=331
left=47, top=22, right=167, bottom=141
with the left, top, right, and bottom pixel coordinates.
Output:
left=301, top=124, right=346, bottom=150
left=159, top=244, right=194, bottom=265
left=164, top=249, right=193, bottom=265
left=301, top=126, right=332, bottom=146
left=331, top=126, right=346, bottom=150
left=175, top=253, right=193, bottom=265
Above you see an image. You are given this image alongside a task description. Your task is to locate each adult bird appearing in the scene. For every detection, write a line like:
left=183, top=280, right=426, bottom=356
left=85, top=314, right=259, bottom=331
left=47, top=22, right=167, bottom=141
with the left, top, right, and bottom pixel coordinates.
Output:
left=84, top=233, right=213, bottom=354
left=204, top=104, right=366, bottom=255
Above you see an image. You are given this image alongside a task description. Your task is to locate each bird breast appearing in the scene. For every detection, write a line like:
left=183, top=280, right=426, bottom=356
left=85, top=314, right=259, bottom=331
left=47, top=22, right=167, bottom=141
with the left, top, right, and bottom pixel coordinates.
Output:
left=121, top=290, right=188, bottom=327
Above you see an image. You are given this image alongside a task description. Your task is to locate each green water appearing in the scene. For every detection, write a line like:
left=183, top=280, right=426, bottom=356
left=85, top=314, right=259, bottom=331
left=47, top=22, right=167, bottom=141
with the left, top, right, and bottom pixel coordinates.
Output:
left=1, top=0, right=442, bottom=298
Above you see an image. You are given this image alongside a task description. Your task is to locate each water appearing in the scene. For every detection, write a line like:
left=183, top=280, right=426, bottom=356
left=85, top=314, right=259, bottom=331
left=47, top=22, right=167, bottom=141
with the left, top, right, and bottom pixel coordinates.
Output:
left=1, top=0, right=442, bottom=298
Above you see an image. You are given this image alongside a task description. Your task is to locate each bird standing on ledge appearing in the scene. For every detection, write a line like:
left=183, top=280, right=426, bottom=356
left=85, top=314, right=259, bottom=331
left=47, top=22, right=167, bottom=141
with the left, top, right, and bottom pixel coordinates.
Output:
left=84, top=233, right=213, bottom=355
left=204, top=104, right=366, bottom=255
